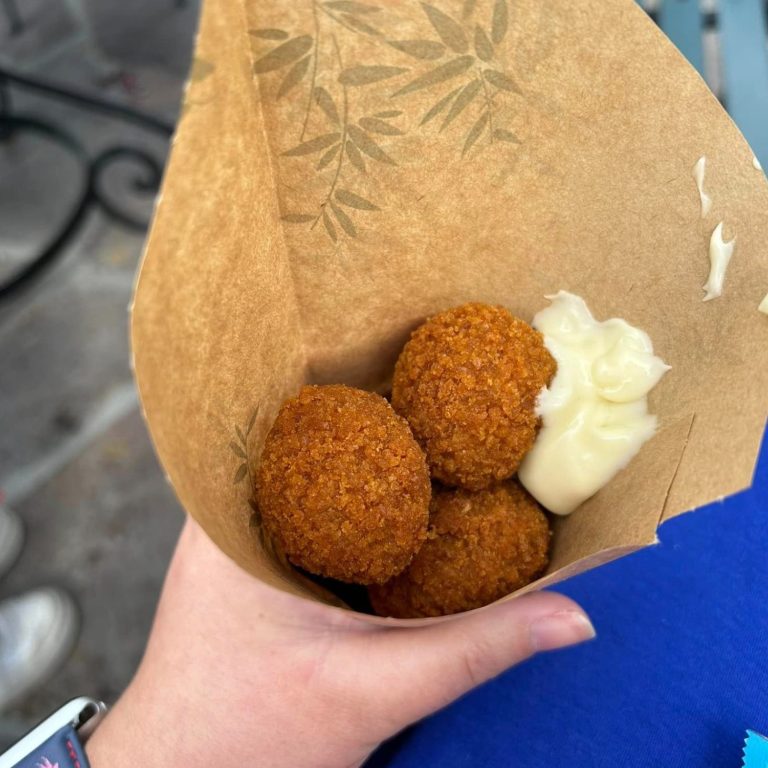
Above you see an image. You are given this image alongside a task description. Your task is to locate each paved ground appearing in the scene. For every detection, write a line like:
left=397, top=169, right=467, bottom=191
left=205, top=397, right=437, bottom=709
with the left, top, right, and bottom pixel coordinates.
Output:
left=0, top=0, right=199, bottom=745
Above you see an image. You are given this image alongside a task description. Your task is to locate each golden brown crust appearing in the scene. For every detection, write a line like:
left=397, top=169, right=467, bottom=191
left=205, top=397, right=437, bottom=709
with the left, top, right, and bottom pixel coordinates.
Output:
left=369, top=481, right=551, bottom=618
left=391, top=303, right=556, bottom=491
left=256, top=385, right=431, bottom=584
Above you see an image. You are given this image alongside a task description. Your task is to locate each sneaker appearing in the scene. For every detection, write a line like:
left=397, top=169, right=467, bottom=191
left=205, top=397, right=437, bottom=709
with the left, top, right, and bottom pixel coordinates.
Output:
left=0, top=588, right=79, bottom=712
left=0, top=506, right=24, bottom=580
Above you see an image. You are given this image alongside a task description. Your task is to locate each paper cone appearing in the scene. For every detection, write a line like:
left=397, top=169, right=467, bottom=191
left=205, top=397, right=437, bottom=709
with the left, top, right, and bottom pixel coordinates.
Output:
left=132, top=0, right=768, bottom=622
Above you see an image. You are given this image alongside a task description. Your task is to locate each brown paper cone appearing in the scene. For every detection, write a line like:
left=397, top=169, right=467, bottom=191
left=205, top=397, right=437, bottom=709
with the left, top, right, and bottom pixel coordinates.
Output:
left=132, top=0, right=768, bottom=622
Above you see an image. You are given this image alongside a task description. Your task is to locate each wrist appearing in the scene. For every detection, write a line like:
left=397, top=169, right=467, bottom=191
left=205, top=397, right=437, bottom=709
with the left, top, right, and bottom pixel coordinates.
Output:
left=85, top=673, right=190, bottom=768
left=84, top=687, right=154, bottom=768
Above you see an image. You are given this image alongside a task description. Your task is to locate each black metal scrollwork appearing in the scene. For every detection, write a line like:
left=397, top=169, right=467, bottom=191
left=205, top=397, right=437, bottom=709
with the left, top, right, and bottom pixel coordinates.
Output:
left=0, top=67, right=174, bottom=301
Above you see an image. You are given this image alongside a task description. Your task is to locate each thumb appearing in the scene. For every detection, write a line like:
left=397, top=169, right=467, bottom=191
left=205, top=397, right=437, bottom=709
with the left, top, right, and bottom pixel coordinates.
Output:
left=361, top=592, right=594, bottom=733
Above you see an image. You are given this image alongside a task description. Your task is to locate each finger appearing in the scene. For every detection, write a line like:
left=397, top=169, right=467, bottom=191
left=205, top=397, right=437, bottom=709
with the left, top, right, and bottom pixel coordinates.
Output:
left=356, top=592, right=594, bottom=732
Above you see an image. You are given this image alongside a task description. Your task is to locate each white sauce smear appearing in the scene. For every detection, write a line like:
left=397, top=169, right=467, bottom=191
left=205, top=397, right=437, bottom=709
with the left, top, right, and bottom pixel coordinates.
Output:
left=754, top=156, right=763, bottom=172
left=703, top=222, right=735, bottom=302
left=693, top=156, right=712, bottom=218
left=759, top=293, right=768, bottom=315
left=518, top=292, right=670, bottom=516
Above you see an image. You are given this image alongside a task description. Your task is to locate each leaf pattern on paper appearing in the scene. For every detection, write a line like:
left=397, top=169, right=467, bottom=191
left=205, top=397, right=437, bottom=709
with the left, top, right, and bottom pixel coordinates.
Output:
left=282, top=132, right=341, bottom=156
left=226, top=406, right=291, bottom=576
left=420, top=84, right=462, bottom=124
left=392, top=55, right=474, bottom=97
left=359, top=116, right=403, bottom=135
left=281, top=72, right=396, bottom=239
left=253, top=35, right=313, bottom=73
left=249, top=28, right=289, bottom=40
left=330, top=201, right=357, bottom=235
left=484, top=68, right=520, bottom=92
left=190, top=57, right=215, bottom=82
left=276, top=55, right=311, bottom=98
left=336, top=189, right=380, bottom=210
left=229, top=407, right=260, bottom=490
left=339, top=14, right=382, bottom=35
left=345, top=139, right=366, bottom=172
left=386, top=39, right=445, bottom=60
left=441, top=78, right=481, bottom=130
left=317, top=143, right=342, bottom=169
left=491, top=0, right=508, bottom=44
left=338, top=65, right=408, bottom=86
left=421, top=3, right=468, bottom=53
left=474, top=26, right=493, bottom=62
left=325, top=0, right=380, bottom=13
left=314, top=86, right=341, bottom=124
left=463, top=110, right=489, bottom=155
left=253, top=0, right=521, bottom=242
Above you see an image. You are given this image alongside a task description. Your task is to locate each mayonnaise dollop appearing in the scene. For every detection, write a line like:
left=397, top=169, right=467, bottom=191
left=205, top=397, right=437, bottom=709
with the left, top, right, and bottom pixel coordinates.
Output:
left=518, top=292, right=670, bottom=515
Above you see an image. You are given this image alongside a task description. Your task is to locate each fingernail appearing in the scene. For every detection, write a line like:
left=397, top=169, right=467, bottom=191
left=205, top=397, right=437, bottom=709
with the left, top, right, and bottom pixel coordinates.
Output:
left=529, top=611, right=596, bottom=652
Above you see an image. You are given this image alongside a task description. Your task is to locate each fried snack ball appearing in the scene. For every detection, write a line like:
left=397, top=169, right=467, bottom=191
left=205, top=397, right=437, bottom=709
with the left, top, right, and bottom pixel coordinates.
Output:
left=255, top=385, right=431, bottom=585
left=369, top=481, right=551, bottom=618
left=392, top=303, right=556, bottom=491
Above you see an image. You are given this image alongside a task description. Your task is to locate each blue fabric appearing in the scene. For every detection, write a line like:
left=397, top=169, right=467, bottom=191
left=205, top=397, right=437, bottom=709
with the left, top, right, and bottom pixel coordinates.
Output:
left=12, top=724, right=89, bottom=768
left=370, top=427, right=768, bottom=768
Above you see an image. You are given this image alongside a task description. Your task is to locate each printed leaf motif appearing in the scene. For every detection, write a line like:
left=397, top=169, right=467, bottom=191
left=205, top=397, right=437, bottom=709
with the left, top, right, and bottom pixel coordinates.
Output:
left=392, top=55, right=474, bottom=97
left=276, top=55, right=311, bottom=99
left=374, top=109, right=403, bottom=118
left=341, top=14, right=382, bottom=35
left=339, top=65, right=408, bottom=86
left=493, top=128, right=520, bottom=142
left=190, top=58, right=214, bottom=82
left=283, top=132, right=341, bottom=156
left=235, top=426, right=246, bottom=444
left=324, top=0, right=380, bottom=13
left=336, top=189, right=380, bottom=210
left=484, top=69, right=521, bottom=93
left=359, top=116, right=403, bottom=135
left=282, top=213, right=316, bottom=223
left=331, top=201, right=357, bottom=236
left=474, top=26, right=493, bottom=62
left=421, top=3, right=468, bottom=53
left=387, top=39, right=445, bottom=60
left=463, top=0, right=477, bottom=18
left=230, top=441, right=246, bottom=458
left=345, top=140, right=366, bottom=172
left=233, top=463, right=248, bottom=484
left=249, top=28, right=289, bottom=40
left=491, top=0, right=508, bottom=44
left=420, top=85, right=463, bottom=124
left=463, top=110, right=489, bottom=155
left=253, top=36, right=313, bottom=74
left=322, top=208, right=338, bottom=241
left=314, top=86, right=340, bottom=125
left=441, top=79, right=481, bottom=130
left=317, top=143, right=342, bottom=169
left=246, top=407, right=259, bottom=435
left=248, top=498, right=260, bottom=514
left=347, top=124, right=396, bottom=164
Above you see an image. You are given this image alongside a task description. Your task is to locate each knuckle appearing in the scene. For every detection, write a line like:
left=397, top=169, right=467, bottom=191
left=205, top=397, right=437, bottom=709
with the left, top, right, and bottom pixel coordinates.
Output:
left=460, top=637, right=495, bottom=688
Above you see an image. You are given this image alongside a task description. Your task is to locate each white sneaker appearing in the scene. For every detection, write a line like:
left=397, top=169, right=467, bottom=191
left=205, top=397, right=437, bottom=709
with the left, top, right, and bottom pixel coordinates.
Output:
left=0, top=588, right=79, bottom=712
left=0, top=506, right=24, bottom=580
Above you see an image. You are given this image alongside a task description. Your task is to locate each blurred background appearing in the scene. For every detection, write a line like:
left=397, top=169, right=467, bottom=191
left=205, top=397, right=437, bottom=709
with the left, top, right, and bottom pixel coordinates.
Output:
left=0, top=0, right=200, bottom=747
left=0, top=0, right=766, bottom=757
